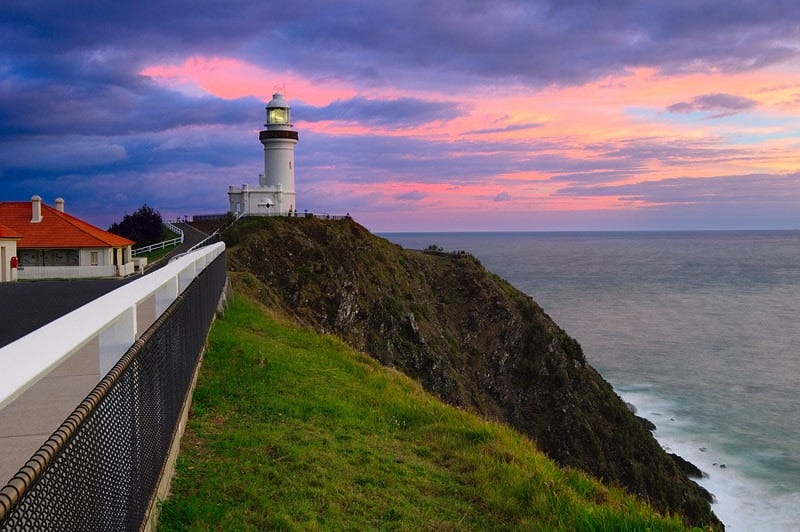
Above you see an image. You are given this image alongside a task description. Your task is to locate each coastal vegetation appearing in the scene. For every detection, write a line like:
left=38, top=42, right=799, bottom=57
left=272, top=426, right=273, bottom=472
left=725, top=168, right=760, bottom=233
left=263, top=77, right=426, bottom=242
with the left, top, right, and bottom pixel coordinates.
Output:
left=158, top=292, right=689, bottom=530
left=162, top=215, right=721, bottom=529
left=138, top=226, right=182, bottom=261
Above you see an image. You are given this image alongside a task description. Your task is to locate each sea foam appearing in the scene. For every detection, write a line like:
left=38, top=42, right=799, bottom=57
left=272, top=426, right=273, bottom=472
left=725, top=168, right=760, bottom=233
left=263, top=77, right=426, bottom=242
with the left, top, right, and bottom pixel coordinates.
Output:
left=618, top=387, right=800, bottom=531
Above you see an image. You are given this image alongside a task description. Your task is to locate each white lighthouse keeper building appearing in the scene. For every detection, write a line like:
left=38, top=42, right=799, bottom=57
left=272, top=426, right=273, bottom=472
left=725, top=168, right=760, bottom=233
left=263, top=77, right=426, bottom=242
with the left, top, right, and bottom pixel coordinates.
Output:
left=228, top=92, right=299, bottom=215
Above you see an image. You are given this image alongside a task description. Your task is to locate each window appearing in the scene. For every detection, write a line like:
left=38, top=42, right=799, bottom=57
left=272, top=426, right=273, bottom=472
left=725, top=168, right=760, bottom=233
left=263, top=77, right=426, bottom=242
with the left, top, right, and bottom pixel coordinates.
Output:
left=20, top=250, right=38, bottom=266
left=90, top=251, right=98, bottom=266
left=268, top=107, right=288, bottom=124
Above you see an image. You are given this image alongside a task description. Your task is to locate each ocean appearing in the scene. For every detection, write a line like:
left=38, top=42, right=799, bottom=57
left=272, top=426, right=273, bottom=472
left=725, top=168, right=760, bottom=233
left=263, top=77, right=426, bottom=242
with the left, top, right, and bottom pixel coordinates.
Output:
left=382, top=231, right=800, bottom=531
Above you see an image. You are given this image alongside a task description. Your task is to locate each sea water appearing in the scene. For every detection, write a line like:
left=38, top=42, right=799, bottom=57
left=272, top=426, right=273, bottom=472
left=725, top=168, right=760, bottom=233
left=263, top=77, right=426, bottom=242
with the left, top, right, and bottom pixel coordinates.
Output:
left=383, top=231, right=800, bottom=530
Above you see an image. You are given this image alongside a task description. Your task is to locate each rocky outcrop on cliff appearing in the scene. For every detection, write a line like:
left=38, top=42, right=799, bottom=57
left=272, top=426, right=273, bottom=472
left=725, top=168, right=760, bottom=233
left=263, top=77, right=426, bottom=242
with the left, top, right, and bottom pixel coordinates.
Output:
left=222, top=216, right=721, bottom=529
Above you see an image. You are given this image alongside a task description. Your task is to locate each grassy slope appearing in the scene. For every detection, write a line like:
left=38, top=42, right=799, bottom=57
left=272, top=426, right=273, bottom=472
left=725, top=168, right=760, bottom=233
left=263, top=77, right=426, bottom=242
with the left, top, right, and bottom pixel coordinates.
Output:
left=138, top=227, right=182, bottom=261
left=158, top=291, right=689, bottom=531
left=221, top=217, right=719, bottom=529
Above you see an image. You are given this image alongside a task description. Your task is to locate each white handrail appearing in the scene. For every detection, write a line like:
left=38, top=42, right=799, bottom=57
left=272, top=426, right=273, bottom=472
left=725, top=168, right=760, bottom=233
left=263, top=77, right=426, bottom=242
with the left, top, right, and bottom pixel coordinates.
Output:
left=0, top=242, right=225, bottom=410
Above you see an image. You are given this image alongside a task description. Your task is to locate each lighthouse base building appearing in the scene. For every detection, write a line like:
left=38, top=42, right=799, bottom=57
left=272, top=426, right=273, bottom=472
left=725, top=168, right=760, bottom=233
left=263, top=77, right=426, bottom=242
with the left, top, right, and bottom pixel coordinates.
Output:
left=227, top=182, right=296, bottom=217
left=229, top=93, right=298, bottom=216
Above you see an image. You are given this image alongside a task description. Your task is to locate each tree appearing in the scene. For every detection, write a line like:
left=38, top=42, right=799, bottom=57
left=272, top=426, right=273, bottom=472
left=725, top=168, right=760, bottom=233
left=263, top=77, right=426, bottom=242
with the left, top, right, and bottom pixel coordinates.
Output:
left=108, top=204, right=164, bottom=247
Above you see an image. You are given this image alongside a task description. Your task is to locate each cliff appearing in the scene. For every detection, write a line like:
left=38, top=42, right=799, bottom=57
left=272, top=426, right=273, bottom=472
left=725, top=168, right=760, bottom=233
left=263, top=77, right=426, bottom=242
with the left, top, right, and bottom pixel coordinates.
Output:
left=221, top=216, right=721, bottom=528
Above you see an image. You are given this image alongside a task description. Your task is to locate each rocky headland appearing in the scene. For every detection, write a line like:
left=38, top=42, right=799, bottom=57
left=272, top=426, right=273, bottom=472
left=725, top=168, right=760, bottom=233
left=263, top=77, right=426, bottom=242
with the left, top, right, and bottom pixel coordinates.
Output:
left=219, top=215, right=721, bottom=529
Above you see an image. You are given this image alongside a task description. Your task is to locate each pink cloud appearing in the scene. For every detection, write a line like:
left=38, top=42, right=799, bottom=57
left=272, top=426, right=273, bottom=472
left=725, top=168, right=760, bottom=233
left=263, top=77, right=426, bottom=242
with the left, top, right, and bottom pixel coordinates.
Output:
left=141, top=55, right=800, bottom=228
left=141, top=56, right=357, bottom=105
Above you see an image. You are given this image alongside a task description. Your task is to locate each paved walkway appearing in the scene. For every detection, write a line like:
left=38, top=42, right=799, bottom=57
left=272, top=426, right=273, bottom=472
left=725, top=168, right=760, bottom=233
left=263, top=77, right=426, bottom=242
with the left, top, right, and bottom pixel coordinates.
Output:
left=147, top=222, right=210, bottom=271
left=0, top=223, right=210, bottom=484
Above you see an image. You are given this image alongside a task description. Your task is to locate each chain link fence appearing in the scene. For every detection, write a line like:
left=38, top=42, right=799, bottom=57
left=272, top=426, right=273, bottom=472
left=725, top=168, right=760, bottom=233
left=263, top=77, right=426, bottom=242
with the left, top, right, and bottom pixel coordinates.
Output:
left=0, top=251, right=226, bottom=531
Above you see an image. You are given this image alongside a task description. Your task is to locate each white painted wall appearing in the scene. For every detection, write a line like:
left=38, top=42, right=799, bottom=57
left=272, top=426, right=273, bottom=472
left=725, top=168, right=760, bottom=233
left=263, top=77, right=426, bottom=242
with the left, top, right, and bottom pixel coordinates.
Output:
left=0, top=240, right=17, bottom=282
left=228, top=186, right=296, bottom=215
left=18, top=265, right=118, bottom=280
left=80, top=247, right=111, bottom=266
left=262, top=138, right=297, bottom=194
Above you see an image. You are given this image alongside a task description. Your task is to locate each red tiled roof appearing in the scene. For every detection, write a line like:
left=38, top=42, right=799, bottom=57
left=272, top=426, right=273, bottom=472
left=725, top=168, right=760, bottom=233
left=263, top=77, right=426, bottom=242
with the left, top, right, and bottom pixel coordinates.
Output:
left=0, top=223, right=22, bottom=239
left=0, top=201, right=134, bottom=249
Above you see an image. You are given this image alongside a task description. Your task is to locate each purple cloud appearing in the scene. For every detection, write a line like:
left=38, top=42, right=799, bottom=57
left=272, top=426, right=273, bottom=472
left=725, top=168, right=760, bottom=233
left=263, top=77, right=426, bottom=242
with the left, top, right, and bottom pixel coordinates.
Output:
left=493, top=191, right=512, bottom=202
left=396, top=190, right=427, bottom=201
left=297, top=97, right=465, bottom=128
left=2, top=1, right=800, bottom=230
left=465, top=122, right=544, bottom=135
left=557, top=173, right=800, bottom=206
left=667, top=93, right=758, bottom=118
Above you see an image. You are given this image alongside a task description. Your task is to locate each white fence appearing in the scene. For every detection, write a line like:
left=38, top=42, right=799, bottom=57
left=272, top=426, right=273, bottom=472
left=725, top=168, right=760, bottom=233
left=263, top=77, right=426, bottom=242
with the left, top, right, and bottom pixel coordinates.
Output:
left=0, top=242, right=225, bottom=411
left=131, top=222, right=185, bottom=257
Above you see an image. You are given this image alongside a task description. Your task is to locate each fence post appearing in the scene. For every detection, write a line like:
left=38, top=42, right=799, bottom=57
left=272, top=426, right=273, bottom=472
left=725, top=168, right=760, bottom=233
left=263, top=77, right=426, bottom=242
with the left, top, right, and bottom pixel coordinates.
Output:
left=99, top=306, right=137, bottom=378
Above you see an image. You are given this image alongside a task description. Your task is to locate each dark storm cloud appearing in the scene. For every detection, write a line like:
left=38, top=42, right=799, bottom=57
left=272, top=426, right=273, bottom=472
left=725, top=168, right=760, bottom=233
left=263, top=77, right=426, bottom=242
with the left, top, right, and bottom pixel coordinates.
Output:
left=5, top=1, right=799, bottom=93
left=0, top=76, right=260, bottom=136
left=1, top=125, right=256, bottom=175
left=297, top=97, right=465, bottom=128
left=259, top=1, right=800, bottom=87
left=1, top=0, right=796, bottom=143
left=667, top=93, right=758, bottom=118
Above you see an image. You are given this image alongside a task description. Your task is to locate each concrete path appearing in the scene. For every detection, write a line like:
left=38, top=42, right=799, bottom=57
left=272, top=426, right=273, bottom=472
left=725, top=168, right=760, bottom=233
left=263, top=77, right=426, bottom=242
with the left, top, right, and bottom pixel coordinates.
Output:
left=0, top=222, right=210, bottom=485
left=0, top=342, right=99, bottom=484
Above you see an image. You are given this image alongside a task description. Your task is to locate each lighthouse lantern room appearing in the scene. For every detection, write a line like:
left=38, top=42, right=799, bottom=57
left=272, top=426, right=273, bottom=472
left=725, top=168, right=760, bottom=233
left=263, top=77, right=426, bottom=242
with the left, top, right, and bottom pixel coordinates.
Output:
left=228, top=92, right=299, bottom=215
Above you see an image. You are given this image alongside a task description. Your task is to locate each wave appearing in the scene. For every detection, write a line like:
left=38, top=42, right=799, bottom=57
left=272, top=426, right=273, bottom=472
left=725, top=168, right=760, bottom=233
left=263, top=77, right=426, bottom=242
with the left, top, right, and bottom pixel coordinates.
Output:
left=617, top=385, right=800, bottom=531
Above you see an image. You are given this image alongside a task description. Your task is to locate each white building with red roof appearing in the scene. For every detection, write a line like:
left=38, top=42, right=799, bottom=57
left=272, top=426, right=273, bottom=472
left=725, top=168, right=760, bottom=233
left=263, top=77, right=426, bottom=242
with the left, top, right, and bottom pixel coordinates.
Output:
left=0, top=196, right=135, bottom=280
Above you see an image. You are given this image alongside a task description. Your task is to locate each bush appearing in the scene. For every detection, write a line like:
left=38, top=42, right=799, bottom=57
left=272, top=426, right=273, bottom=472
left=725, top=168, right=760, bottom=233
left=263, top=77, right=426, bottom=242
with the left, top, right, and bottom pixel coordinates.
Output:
left=108, top=204, right=163, bottom=247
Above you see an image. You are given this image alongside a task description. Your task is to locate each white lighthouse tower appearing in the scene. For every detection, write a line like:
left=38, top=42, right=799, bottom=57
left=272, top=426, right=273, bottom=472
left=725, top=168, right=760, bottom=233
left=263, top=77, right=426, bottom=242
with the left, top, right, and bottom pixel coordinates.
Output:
left=228, top=93, right=299, bottom=215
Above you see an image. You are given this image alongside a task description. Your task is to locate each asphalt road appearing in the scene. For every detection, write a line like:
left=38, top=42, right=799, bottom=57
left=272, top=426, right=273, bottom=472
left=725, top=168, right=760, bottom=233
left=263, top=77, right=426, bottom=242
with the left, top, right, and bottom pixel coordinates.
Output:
left=0, top=222, right=210, bottom=348
left=0, top=278, right=135, bottom=348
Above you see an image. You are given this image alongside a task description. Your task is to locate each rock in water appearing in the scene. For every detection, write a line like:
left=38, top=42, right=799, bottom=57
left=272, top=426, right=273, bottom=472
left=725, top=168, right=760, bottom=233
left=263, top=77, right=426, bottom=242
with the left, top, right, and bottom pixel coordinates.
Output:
left=669, top=452, right=705, bottom=479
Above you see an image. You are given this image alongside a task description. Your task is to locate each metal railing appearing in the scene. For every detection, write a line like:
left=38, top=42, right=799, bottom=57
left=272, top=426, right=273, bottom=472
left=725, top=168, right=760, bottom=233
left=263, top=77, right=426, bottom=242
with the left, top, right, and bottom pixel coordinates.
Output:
left=0, top=247, right=226, bottom=530
left=189, top=213, right=227, bottom=223
left=241, top=211, right=351, bottom=220
left=184, top=212, right=245, bottom=254
left=131, top=223, right=185, bottom=257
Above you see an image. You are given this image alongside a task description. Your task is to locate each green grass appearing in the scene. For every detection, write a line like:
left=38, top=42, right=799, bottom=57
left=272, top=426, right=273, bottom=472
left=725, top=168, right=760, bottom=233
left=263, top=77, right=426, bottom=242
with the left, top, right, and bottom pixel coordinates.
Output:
left=141, top=244, right=179, bottom=262
left=139, top=227, right=182, bottom=261
left=158, top=292, right=691, bottom=531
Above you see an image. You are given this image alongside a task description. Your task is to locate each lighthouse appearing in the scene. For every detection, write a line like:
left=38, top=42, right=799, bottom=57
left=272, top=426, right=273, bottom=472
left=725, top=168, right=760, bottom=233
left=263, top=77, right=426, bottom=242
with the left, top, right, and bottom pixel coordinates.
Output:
left=228, top=93, right=299, bottom=215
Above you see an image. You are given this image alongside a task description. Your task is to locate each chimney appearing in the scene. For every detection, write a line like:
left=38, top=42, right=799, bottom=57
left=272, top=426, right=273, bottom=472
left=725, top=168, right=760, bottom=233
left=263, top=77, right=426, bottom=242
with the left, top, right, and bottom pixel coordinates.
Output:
left=55, top=197, right=65, bottom=212
left=31, top=195, right=42, bottom=223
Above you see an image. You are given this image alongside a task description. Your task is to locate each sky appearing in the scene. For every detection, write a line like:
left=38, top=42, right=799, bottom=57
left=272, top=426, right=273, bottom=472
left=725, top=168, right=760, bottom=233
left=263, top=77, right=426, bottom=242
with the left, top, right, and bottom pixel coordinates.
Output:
left=2, top=1, right=800, bottom=232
